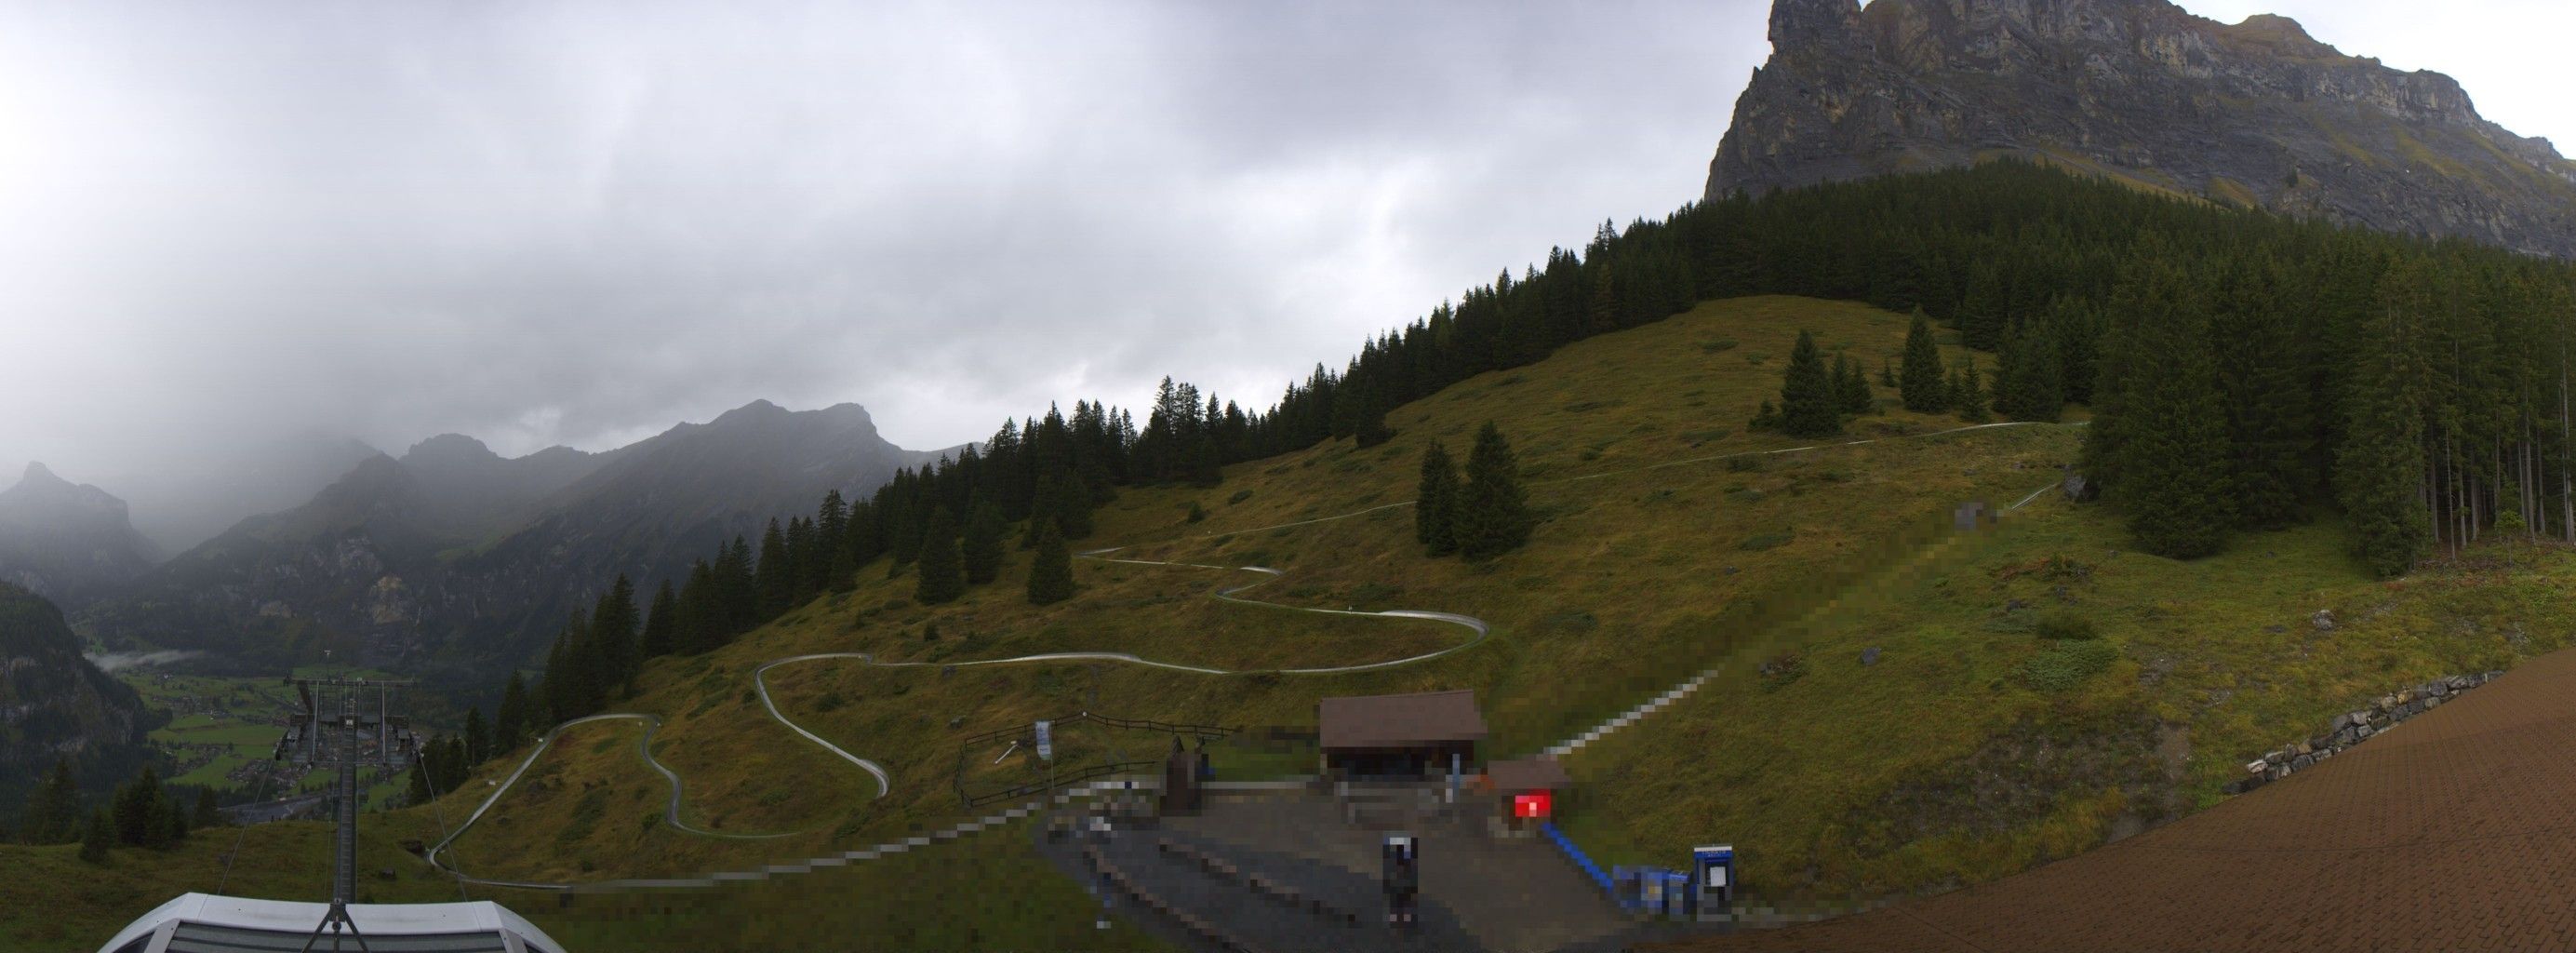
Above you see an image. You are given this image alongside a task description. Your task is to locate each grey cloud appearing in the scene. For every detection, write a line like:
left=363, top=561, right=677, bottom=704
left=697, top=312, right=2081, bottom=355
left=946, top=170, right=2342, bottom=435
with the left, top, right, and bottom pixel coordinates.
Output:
left=17, top=0, right=2553, bottom=548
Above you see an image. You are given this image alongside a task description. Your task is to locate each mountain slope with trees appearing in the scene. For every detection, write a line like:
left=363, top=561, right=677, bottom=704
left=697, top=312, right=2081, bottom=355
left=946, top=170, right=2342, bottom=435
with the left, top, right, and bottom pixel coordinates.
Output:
left=0, top=584, right=156, bottom=830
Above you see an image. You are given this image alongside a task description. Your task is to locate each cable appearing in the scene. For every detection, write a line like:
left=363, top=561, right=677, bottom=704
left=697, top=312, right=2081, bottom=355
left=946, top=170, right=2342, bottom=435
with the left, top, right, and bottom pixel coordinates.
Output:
left=419, top=754, right=471, bottom=903
left=213, top=759, right=278, bottom=896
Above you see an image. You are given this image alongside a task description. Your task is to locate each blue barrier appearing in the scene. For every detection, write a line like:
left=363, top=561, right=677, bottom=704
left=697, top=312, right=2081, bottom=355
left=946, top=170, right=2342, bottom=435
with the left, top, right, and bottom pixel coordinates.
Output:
left=1541, top=822, right=1617, bottom=898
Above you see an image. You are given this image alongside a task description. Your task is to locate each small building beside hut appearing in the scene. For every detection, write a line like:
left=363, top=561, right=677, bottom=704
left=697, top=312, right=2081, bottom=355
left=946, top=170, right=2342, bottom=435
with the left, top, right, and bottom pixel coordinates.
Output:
left=1481, top=756, right=1573, bottom=836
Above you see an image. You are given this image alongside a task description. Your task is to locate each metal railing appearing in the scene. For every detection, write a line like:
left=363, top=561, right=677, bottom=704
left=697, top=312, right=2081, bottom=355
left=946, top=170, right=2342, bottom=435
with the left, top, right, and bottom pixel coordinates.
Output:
left=962, top=759, right=1157, bottom=809
left=1542, top=821, right=1616, bottom=896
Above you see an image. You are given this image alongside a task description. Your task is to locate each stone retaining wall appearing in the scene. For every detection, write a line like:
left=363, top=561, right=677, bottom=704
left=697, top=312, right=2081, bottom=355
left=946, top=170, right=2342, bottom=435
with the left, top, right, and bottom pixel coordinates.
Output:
left=2227, top=670, right=2503, bottom=793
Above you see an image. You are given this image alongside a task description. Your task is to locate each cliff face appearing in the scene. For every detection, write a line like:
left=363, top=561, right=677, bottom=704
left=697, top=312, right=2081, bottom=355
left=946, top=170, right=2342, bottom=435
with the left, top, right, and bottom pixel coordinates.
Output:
left=0, top=583, right=153, bottom=810
left=1711, top=0, right=2576, bottom=258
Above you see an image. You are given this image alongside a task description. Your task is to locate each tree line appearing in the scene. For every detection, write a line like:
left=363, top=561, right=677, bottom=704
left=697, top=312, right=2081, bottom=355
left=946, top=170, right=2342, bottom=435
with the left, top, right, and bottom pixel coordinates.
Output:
left=15, top=757, right=221, bottom=864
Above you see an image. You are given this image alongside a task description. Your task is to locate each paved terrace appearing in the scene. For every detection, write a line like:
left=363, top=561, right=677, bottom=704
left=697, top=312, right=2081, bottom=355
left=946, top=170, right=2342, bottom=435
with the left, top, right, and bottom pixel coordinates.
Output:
left=1654, top=647, right=2576, bottom=952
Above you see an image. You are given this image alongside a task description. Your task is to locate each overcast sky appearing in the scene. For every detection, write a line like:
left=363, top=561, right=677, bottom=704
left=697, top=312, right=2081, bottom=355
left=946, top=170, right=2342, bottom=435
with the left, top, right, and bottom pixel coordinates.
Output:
left=2, top=0, right=2569, bottom=501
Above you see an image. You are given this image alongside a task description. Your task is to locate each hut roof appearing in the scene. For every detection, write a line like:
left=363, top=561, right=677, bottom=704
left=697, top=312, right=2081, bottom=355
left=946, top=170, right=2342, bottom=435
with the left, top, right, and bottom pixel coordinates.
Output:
left=1317, top=689, right=1487, bottom=750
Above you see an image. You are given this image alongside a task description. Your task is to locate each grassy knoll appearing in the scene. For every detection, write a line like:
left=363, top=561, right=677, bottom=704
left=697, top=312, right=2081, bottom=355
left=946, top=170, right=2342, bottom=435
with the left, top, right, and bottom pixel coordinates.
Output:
left=1560, top=496, right=2576, bottom=902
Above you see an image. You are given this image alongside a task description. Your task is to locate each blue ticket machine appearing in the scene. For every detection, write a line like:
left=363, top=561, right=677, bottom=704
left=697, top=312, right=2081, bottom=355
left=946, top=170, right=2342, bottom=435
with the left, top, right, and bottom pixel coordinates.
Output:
left=1692, top=844, right=1735, bottom=916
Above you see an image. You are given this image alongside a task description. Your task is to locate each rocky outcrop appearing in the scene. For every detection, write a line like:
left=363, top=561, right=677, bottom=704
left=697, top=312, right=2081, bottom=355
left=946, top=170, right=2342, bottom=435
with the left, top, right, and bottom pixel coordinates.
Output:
left=2228, top=670, right=2502, bottom=792
left=1711, top=0, right=2576, bottom=258
left=0, top=463, right=159, bottom=609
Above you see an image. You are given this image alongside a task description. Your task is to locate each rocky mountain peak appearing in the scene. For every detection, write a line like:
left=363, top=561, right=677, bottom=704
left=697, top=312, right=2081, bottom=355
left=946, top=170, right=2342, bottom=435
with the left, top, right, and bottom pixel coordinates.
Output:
left=1769, top=0, right=1865, bottom=55
left=2222, top=12, right=2327, bottom=53
left=0, top=464, right=156, bottom=607
left=401, top=433, right=501, bottom=466
left=2, top=463, right=129, bottom=522
left=1715, top=0, right=2576, bottom=258
left=712, top=398, right=789, bottom=426
left=20, top=461, right=66, bottom=488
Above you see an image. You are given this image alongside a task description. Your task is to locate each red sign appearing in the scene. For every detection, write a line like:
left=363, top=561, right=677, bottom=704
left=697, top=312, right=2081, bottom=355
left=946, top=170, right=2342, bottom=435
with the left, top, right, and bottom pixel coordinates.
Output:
left=1513, top=792, right=1553, bottom=819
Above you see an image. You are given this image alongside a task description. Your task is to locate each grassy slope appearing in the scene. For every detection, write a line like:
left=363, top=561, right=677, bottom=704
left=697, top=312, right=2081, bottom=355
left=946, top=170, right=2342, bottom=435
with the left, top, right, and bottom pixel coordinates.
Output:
left=1562, top=485, right=2576, bottom=901
left=22, top=293, right=2576, bottom=946
left=388, top=295, right=2083, bottom=882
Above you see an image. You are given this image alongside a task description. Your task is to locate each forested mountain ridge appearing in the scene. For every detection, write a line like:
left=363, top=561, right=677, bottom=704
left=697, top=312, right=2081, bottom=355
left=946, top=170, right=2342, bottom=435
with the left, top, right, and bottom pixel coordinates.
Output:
left=80, top=401, right=937, bottom=683
left=0, top=463, right=158, bottom=609
left=0, top=584, right=154, bottom=825
left=1712, top=0, right=2576, bottom=258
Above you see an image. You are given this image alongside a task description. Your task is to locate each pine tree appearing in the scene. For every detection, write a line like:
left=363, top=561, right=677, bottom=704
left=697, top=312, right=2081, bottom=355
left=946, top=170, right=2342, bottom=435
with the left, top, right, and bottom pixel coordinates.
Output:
left=1960, top=264, right=2009, bottom=351
left=1416, top=440, right=1462, bottom=557
left=1954, top=360, right=1993, bottom=423
left=1026, top=519, right=1075, bottom=605
left=436, top=735, right=470, bottom=794
left=407, top=762, right=432, bottom=807
left=112, top=766, right=170, bottom=848
left=192, top=788, right=221, bottom=829
left=2339, top=270, right=2435, bottom=576
left=784, top=517, right=819, bottom=601
left=78, top=807, right=110, bottom=864
left=675, top=561, right=721, bottom=654
left=640, top=582, right=677, bottom=659
left=495, top=671, right=529, bottom=752
left=1993, top=322, right=2063, bottom=423
left=1051, top=466, right=1095, bottom=540
left=1779, top=330, right=1841, bottom=436
left=756, top=518, right=793, bottom=616
left=847, top=501, right=885, bottom=567
left=715, top=537, right=757, bottom=630
left=816, top=490, right=849, bottom=572
left=20, top=756, right=77, bottom=844
left=888, top=501, right=923, bottom=568
left=825, top=536, right=858, bottom=593
left=463, top=707, right=489, bottom=766
left=542, top=614, right=594, bottom=721
left=914, top=506, right=966, bottom=605
left=1749, top=399, right=1782, bottom=432
left=1586, top=267, right=1621, bottom=336
left=2115, top=309, right=2235, bottom=558
left=593, top=575, right=639, bottom=697
left=1900, top=309, right=1950, bottom=412
left=961, top=501, right=1006, bottom=584
left=1877, top=358, right=1898, bottom=388
left=2211, top=275, right=2316, bottom=530
left=165, top=795, right=187, bottom=844
left=1189, top=436, right=1224, bottom=486
left=1834, top=353, right=1875, bottom=416
left=1453, top=423, right=1537, bottom=559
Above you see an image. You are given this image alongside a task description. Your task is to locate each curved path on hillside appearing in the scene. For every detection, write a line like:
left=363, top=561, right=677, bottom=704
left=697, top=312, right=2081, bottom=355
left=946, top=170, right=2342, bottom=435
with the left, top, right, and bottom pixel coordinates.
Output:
left=427, top=420, right=2070, bottom=888
left=423, top=713, right=796, bottom=886
left=749, top=560, right=1491, bottom=799
left=1653, top=650, right=2576, bottom=952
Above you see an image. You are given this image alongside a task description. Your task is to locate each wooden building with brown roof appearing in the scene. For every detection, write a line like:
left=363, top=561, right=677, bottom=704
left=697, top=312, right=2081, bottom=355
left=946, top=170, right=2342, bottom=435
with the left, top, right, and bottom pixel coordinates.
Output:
left=1317, top=689, right=1488, bottom=779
